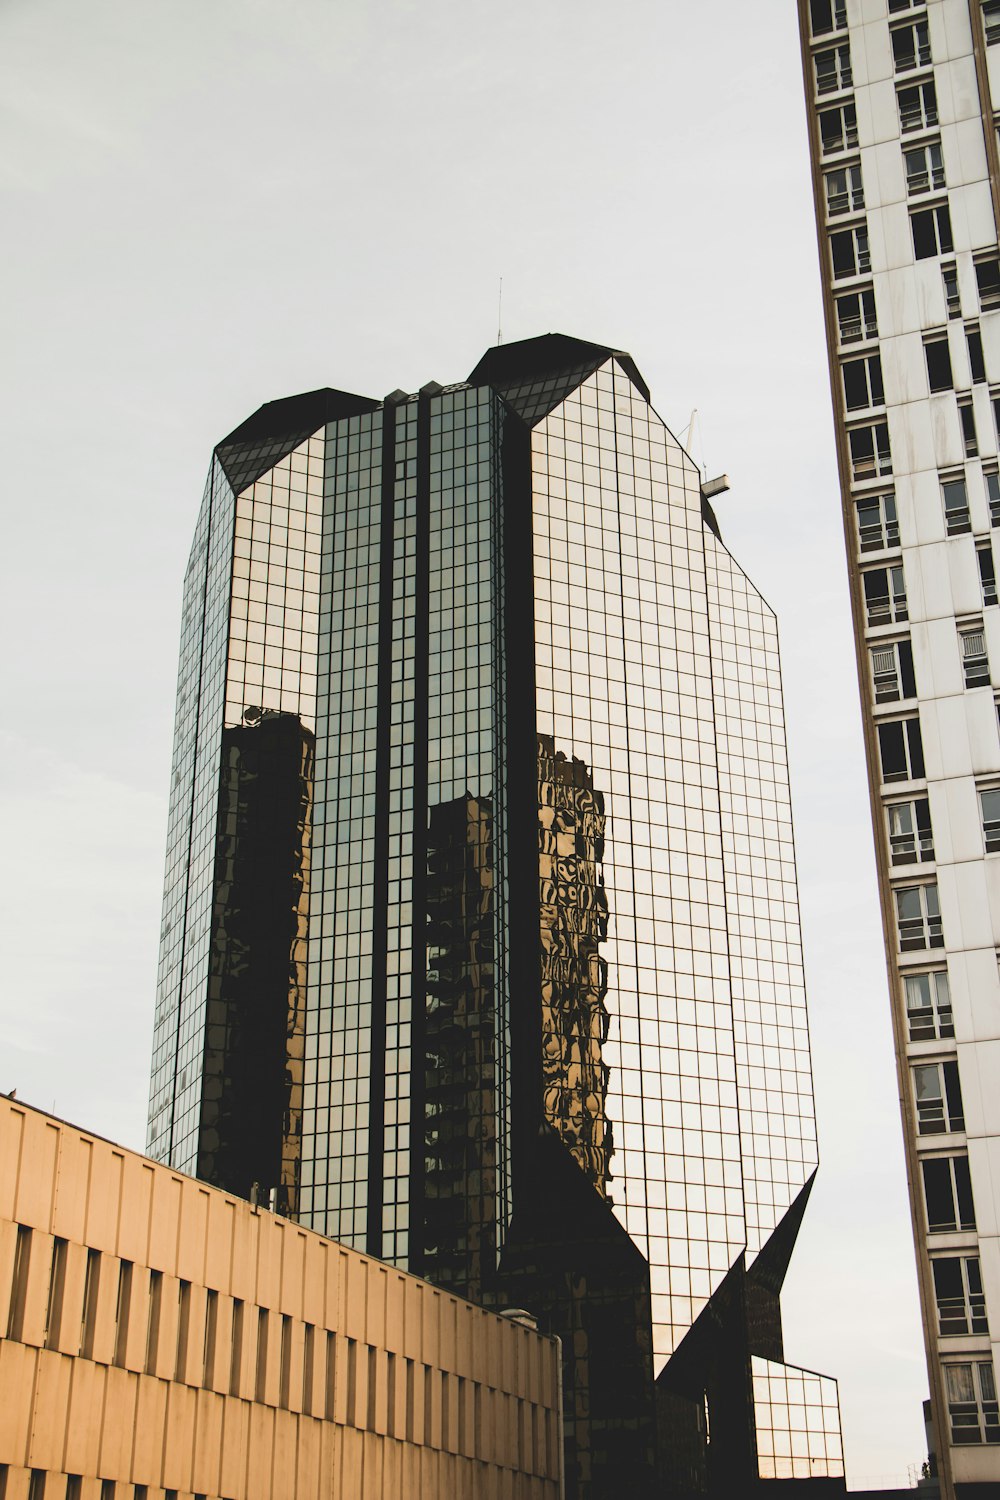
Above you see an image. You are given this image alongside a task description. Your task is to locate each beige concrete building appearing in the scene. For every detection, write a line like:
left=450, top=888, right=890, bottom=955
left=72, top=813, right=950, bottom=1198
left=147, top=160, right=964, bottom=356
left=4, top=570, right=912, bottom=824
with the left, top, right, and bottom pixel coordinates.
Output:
left=0, top=1096, right=561, bottom=1500
left=798, top=2, right=1000, bottom=1491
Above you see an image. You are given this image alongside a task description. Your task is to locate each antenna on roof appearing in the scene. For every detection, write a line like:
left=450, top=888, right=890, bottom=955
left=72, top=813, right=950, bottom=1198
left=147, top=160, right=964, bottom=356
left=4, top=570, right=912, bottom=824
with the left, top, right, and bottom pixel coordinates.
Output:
left=497, top=274, right=503, bottom=346
left=680, top=409, right=698, bottom=458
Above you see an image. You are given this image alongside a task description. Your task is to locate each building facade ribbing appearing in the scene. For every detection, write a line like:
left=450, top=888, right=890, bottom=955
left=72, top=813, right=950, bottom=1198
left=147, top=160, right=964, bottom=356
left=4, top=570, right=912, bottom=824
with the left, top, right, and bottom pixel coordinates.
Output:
left=0, top=1095, right=562, bottom=1500
left=798, top=2, right=1000, bottom=1492
left=148, top=333, right=843, bottom=1496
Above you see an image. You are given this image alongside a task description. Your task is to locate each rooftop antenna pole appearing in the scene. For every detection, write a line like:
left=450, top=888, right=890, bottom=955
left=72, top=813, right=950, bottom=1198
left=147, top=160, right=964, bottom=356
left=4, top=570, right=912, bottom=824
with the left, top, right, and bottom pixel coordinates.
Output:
left=497, top=274, right=503, bottom=346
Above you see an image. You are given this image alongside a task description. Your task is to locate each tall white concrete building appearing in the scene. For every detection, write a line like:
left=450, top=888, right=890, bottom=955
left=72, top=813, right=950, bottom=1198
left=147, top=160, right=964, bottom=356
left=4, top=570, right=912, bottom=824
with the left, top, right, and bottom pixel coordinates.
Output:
left=798, top=1, right=1000, bottom=1493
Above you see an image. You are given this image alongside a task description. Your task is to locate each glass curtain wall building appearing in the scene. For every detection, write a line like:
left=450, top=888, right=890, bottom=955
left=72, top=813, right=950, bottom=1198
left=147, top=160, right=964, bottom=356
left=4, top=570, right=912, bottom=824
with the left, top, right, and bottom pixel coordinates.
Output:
left=798, top=3, right=1000, bottom=1493
left=149, top=334, right=842, bottom=1497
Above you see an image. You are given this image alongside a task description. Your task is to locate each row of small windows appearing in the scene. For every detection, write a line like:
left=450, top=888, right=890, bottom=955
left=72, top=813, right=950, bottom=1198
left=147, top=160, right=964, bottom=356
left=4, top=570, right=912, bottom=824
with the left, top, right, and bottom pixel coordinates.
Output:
left=812, top=17, right=929, bottom=90
left=841, top=350, right=998, bottom=498
left=925, top=327, right=987, bottom=394
left=881, top=760, right=999, bottom=864
left=870, top=626, right=991, bottom=704
left=888, top=774, right=1000, bottom=886
left=2, top=1227, right=539, bottom=1463
left=856, top=477, right=1000, bottom=556
left=857, top=477, right=1000, bottom=560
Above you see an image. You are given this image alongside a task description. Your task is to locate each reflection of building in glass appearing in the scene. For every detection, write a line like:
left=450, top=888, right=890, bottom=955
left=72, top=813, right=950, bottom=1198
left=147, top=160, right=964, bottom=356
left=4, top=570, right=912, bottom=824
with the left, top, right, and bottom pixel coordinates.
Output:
left=150, top=334, right=841, bottom=1497
left=798, top=5, right=1000, bottom=1493
left=537, top=734, right=612, bottom=1198
left=201, top=709, right=312, bottom=1215
left=423, top=792, right=498, bottom=1301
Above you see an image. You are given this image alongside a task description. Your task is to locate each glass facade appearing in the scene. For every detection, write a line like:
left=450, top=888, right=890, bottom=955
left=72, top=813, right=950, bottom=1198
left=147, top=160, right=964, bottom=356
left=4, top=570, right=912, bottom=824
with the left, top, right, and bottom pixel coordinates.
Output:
left=751, top=1356, right=845, bottom=1481
left=149, top=335, right=840, bottom=1498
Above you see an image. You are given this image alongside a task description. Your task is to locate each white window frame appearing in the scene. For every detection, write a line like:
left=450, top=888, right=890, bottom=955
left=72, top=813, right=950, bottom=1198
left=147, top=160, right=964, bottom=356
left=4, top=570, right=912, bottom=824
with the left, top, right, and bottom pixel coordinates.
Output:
left=815, top=43, right=853, bottom=95
left=825, top=163, right=865, bottom=217
left=849, top=421, right=892, bottom=482
left=904, top=970, right=953, bottom=1041
left=933, top=1257, right=988, bottom=1337
left=895, top=881, right=943, bottom=950
left=820, top=101, right=859, bottom=155
left=942, top=476, right=970, bottom=534
left=979, top=786, right=1000, bottom=851
left=891, top=17, right=931, bottom=72
left=898, top=79, right=938, bottom=133
left=961, top=627, right=990, bottom=688
left=887, top=797, right=933, bottom=865
left=863, top=563, right=908, bottom=626
left=913, top=1059, right=963, bottom=1134
left=944, top=1360, right=1000, bottom=1445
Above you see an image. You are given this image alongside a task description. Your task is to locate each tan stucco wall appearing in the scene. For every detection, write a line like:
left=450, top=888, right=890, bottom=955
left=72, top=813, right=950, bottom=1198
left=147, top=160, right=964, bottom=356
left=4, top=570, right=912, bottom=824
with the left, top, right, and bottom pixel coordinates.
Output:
left=0, top=1098, right=560, bottom=1500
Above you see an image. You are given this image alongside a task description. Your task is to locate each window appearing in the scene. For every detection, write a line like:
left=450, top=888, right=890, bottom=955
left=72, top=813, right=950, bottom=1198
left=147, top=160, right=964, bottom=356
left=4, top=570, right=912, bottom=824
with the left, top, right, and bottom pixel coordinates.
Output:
left=831, top=224, right=870, bottom=279
left=203, top=1289, right=218, bottom=1390
left=980, top=786, right=1000, bottom=849
left=943, top=476, right=971, bottom=534
left=906, top=139, right=946, bottom=196
left=80, top=1248, right=100, bottom=1358
left=857, top=490, right=899, bottom=550
left=926, top=335, right=954, bottom=392
left=113, top=1260, right=133, bottom=1368
left=864, top=563, right=908, bottom=625
left=895, top=881, right=943, bottom=949
left=815, top=44, right=853, bottom=94
left=44, top=1238, right=67, bottom=1351
left=229, top=1299, right=244, bottom=1397
left=934, top=1258, right=989, bottom=1336
left=976, top=258, right=1000, bottom=310
left=279, top=1314, right=292, bottom=1410
left=987, top=469, right=1000, bottom=526
left=979, top=544, right=997, bottom=607
left=303, top=1323, right=315, bottom=1413
left=945, top=1361, right=1000, bottom=1444
left=889, top=0, right=918, bottom=10
left=837, top=288, right=878, bottom=344
left=922, top=1154, right=975, bottom=1231
left=961, top=627, right=990, bottom=687
left=826, top=163, right=865, bottom=217
left=843, top=353, right=884, bottom=411
left=820, top=102, right=859, bottom=155
left=912, top=204, right=954, bottom=259
left=959, top=398, right=978, bottom=457
left=898, top=80, right=938, bottom=133
left=878, top=717, right=925, bottom=783
left=811, top=0, right=847, bottom=33
left=914, top=1060, right=964, bottom=1132
left=7, top=1226, right=32, bottom=1342
left=871, top=638, right=916, bottom=701
left=174, top=1279, right=191, bottom=1381
left=904, top=970, right=954, bottom=1041
left=255, top=1308, right=269, bottom=1403
left=969, top=326, right=987, bottom=384
left=850, top=422, right=892, bottom=481
left=892, top=18, right=931, bottom=70
left=888, top=798, right=934, bottom=864
left=145, top=1270, right=162, bottom=1375
left=943, top=263, right=961, bottom=318
left=985, top=0, right=1000, bottom=45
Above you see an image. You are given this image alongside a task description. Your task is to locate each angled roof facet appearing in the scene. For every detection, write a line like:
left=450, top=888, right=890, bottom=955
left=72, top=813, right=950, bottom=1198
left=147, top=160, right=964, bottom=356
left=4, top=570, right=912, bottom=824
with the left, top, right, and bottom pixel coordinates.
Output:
left=468, top=333, right=651, bottom=426
left=216, top=386, right=379, bottom=496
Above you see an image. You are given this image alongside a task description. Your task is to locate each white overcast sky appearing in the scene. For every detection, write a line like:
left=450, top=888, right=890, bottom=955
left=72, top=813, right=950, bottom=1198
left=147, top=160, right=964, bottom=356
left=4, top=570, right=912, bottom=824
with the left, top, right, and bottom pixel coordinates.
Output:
left=0, top=0, right=927, bottom=1486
